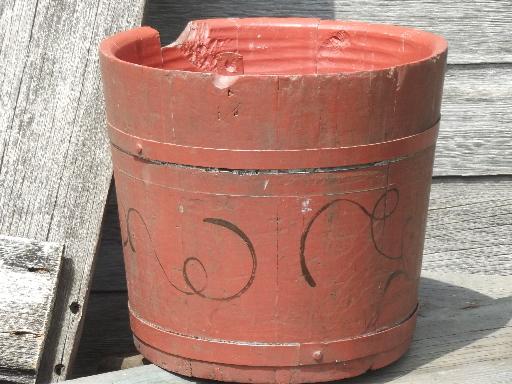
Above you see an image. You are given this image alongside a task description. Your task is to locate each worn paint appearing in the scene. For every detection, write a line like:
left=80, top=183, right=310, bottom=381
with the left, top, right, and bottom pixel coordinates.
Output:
left=99, top=18, right=447, bottom=383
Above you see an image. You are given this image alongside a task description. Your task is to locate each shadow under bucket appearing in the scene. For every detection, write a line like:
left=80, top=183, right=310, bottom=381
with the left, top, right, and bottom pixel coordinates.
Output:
left=99, top=18, right=447, bottom=383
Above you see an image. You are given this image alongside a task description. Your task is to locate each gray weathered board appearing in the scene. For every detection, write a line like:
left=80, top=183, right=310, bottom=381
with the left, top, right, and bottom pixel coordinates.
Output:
left=424, top=178, right=512, bottom=275
left=0, top=0, right=145, bottom=381
left=438, top=66, right=512, bottom=176
left=0, top=236, right=63, bottom=384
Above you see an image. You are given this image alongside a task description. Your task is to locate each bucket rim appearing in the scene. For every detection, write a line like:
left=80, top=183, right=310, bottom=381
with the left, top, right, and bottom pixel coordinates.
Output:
left=99, top=18, right=448, bottom=77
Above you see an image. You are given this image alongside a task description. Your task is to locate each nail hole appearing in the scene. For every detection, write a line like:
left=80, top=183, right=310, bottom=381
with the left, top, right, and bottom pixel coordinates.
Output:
left=69, top=302, right=80, bottom=314
left=54, top=364, right=65, bottom=375
left=227, top=88, right=234, bottom=97
left=12, top=330, right=32, bottom=336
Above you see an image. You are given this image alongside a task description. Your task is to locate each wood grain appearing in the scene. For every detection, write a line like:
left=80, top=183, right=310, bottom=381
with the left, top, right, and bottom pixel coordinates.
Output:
left=0, top=0, right=145, bottom=381
left=67, top=272, right=512, bottom=383
left=143, top=0, right=512, bottom=64
left=349, top=274, right=512, bottom=383
left=90, top=186, right=126, bottom=293
left=436, top=66, right=512, bottom=176
left=0, top=236, right=63, bottom=384
left=423, top=178, right=512, bottom=275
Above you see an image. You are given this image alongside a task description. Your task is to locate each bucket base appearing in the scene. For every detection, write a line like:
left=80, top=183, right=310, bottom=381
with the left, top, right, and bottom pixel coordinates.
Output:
left=134, top=335, right=411, bottom=384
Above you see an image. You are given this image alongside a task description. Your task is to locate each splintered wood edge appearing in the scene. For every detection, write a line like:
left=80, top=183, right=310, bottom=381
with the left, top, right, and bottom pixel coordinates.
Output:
left=0, top=235, right=64, bottom=384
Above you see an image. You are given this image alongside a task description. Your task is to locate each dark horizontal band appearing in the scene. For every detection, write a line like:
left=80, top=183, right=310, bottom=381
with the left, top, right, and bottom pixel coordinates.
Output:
left=129, top=304, right=417, bottom=367
left=108, top=121, right=439, bottom=170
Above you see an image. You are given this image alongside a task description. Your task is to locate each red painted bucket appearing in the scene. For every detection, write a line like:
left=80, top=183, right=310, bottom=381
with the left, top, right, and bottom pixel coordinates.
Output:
left=100, top=18, right=447, bottom=383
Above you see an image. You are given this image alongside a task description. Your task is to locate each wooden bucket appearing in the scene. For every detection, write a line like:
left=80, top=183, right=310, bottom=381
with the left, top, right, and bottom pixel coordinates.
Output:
left=99, top=18, right=447, bottom=383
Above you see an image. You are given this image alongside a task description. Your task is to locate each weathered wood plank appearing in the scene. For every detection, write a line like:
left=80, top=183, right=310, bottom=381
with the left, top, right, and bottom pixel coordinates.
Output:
left=67, top=272, right=512, bottom=383
left=0, top=236, right=63, bottom=384
left=424, top=178, right=512, bottom=275
left=143, top=0, right=512, bottom=64
left=0, top=0, right=145, bottom=381
left=436, top=66, right=512, bottom=176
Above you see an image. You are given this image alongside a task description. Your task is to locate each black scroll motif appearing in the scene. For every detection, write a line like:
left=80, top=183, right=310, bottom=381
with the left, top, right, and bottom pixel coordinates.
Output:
left=125, top=208, right=194, bottom=295
left=365, top=269, right=414, bottom=332
left=124, top=208, right=257, bottom=301
left=300, top=188, right=408, bottom=287
left=182, top=218, right=257, bottom=301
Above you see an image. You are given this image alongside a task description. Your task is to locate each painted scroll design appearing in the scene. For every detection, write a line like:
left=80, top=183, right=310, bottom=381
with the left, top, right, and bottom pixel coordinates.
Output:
left=300, top=188, right=407, bottom=287
left=299, top=187, right=414, bottom=331
left=122, top=207, right=257, bottom=301
left=183, top=218, right=257, bottom=301
left=365, top=269, right=411, bottom=332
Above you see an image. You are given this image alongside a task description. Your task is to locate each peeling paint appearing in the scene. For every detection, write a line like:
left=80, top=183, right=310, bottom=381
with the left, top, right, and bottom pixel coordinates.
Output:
left=213, top=74, right=239, bottom=89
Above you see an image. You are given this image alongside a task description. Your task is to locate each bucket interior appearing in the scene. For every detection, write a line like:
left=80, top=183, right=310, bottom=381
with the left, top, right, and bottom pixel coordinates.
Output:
left=119, top=18, right=446, bottom=75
